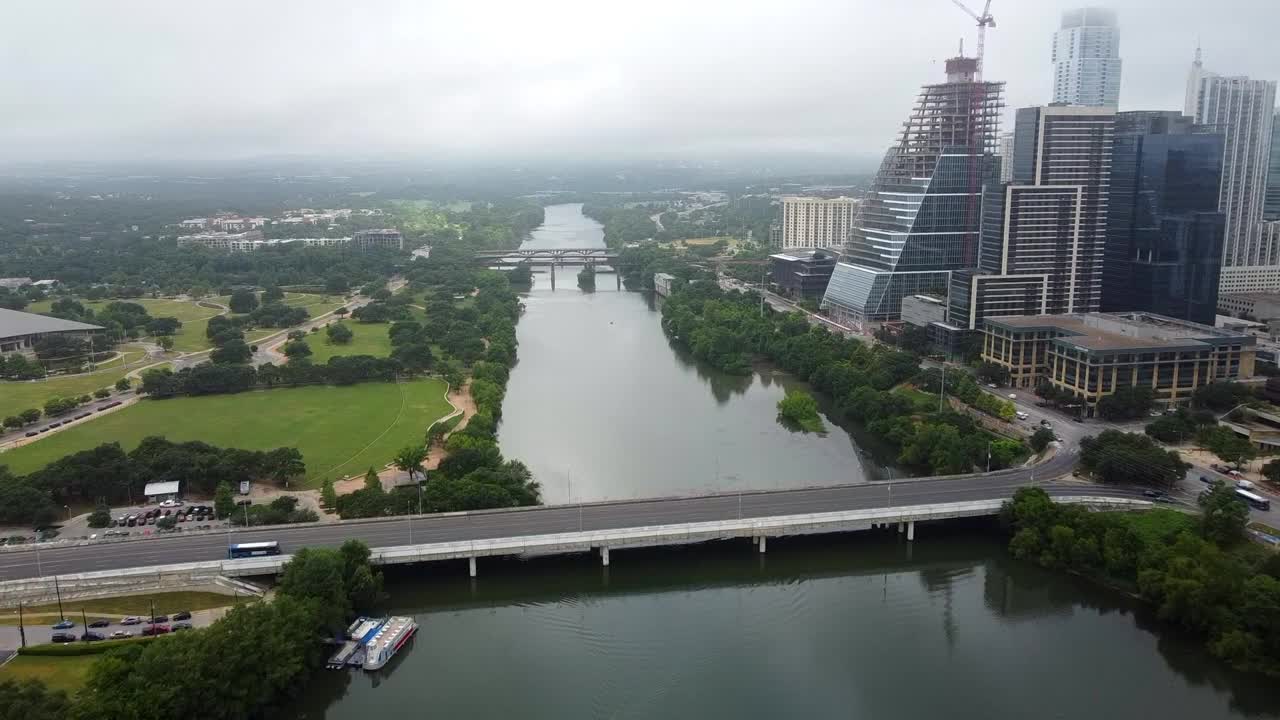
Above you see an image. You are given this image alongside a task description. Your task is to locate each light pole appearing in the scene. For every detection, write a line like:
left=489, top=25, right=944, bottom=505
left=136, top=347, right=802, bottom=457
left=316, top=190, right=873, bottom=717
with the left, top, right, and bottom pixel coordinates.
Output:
left=407, top=501, right=413, bottom=545
left=987, top=441, right=992, bottom=473
left=34, top=543, right=43, bottom=577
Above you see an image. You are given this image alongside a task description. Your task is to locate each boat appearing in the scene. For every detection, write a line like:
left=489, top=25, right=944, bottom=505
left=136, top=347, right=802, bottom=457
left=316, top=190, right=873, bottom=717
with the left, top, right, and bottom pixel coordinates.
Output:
left=361, top=616, right=418, bottom=671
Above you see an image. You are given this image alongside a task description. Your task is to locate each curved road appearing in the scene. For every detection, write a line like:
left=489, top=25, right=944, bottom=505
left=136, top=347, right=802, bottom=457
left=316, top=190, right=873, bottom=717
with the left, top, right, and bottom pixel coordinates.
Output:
left=0, top=443, right=1121, bottom=582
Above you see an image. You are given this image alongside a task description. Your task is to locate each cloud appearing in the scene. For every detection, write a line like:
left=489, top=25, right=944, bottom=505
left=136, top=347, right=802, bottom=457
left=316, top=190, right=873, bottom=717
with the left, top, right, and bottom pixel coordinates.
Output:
left=0, top=0, right=1276, bottom=165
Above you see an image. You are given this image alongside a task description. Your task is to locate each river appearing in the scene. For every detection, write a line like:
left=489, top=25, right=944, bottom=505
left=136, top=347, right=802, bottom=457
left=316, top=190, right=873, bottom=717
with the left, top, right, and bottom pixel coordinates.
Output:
left=287, top=529, right=1280, bottom=719
left=497, top=202, right=893, bottom=505
left=286, top=204, right=1280, bottom=718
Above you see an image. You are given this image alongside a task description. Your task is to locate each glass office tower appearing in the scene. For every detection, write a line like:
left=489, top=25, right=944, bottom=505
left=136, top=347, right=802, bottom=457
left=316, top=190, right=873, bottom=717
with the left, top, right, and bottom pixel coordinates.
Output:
left=1103, top=111, right=1225, bottom=325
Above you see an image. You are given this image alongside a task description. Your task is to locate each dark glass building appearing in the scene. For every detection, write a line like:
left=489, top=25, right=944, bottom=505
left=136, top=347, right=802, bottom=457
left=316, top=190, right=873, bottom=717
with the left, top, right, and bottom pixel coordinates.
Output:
left=768, top=249, right=836, bottom=299
left=1102, top=111, right=1225, bottom=325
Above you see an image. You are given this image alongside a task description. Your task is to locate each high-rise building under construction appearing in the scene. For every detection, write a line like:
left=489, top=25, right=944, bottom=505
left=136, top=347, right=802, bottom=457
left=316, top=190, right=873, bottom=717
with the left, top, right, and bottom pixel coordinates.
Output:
left=822, top=55, right=1004, bottom=327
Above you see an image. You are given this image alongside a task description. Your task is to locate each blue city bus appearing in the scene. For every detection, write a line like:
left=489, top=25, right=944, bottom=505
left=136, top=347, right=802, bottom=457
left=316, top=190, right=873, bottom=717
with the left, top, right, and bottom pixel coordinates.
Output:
left=227, top=541, right=281, bottom=559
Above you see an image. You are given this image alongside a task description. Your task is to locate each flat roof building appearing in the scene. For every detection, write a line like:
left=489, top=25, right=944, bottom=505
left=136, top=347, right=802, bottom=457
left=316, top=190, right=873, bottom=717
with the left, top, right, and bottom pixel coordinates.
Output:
left=143, top=481, right=181, bottom=503
left=353, top=229, right=404, bottom=251
left=769, top=249, right=836, bottom=299
left=0, top=308, right=103, bottom=359
left=779, top=197, right=855, bottom=250
left=981, top=311, right=1255, bottom=415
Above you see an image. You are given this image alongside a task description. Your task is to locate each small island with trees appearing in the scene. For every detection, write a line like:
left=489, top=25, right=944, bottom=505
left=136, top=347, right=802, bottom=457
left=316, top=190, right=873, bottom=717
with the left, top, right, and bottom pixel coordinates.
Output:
left=776, top=389, right=825, bottom=433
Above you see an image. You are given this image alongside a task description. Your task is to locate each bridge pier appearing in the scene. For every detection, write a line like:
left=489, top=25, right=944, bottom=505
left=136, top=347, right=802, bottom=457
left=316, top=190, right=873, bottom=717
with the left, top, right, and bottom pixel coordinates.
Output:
left=898, top=521, right=904, bottom=534
left=600, top=546, right=610, bottom=566
left=550, top=264, right=556, bottom=291
left=616, top=272, right=621, bottom=290
left=468, top=556, right=477, bottom=578
left=907, top=520, right=915, bottom=541
left=758, top=535, right=767, bottom=553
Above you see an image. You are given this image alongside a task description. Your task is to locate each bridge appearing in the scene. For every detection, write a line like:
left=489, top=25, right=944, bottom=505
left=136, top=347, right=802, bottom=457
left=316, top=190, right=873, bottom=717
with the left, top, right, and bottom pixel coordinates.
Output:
left=475, top=248, right=622, bottom=289
left=0, top=460, right=1150, bottom=604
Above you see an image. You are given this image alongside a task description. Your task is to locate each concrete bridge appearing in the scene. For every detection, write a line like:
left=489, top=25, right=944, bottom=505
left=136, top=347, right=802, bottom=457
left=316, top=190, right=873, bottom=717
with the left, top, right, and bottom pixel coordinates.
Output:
left=0, top=484, right=1150, bottom=606
left=475, top=248, right=622, bottom=289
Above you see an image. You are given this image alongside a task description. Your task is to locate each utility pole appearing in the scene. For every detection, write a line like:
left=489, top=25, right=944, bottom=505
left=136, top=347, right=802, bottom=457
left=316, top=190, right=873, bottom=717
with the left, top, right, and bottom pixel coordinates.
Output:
left=17, top=602, right=26, bottom=648
left=54, top=575, right=64, bottom=621
left=939, top=367, right=947, bottom=413
left=407, top=502, right=413, bottom=545
left=81, top=608, right=88, bottom=633
left=987, top=440, right=992, bottom=473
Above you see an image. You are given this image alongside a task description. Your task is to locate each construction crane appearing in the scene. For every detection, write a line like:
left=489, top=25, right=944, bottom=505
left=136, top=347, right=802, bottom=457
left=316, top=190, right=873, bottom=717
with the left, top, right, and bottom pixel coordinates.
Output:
left=950, top=0, right=995, bottom=78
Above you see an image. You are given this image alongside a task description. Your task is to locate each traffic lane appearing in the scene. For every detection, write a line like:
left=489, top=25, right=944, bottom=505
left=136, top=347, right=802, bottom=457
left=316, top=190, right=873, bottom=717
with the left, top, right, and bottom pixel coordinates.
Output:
left=0, top=606, right=228, bottom=649
left=1179, top=468, right=1280, bottom=529
left=0, top=473, right=1120, bottom=580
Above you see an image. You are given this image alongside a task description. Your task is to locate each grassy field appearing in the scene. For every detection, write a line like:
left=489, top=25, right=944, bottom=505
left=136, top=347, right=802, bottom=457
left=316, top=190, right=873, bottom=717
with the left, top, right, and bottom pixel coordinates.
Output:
left=1121, top=508, right=1197, bottom=546
left=304, top=322, right=393, bottom=363
left=0, top=591, right=244, bottom=626
left=0, top=379, right=453, bottom=485
left=893, top=386, right=940, bottom=414
left=0, top=348, right=159, bottom=419
left=0, top=654, right=98, bottom=692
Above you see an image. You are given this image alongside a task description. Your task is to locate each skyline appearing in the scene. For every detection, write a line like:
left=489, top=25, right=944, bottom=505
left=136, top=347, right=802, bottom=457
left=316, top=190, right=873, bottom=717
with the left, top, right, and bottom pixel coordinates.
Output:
left=2, top=0, right=1278, bottom=167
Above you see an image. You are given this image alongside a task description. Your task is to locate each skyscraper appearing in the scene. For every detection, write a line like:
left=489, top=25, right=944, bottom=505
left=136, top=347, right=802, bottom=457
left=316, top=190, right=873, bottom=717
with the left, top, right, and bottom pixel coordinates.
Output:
left=1051, top=7, right=1122, bottom=107
left=821, top=55, right=1003, bottom=328
left=1266, top=111, right=1280, bottom=221
left=949, top=106, right=1115, bottom=329
left=1102, top=111, right=1225, bottom=325
left=1189, top=69, right=1278, bottom=293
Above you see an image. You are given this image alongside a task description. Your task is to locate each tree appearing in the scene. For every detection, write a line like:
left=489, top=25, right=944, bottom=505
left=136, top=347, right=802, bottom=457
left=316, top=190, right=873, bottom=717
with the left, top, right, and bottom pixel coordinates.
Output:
left=975, top=361, right=1010, bottom=386
left=326, top=323, right=353, bottom=345
left=1199, top=482, right=1249, bottom=546
left=1096, top=385, right=1156, bottom=420
left=145, top=316, right=182, bottom=336
left=187, top=283, right=210, bottom=299
left=1079, top=430, right=1190, bottom=488
left=228, top=289, right=259, bottom=314
left=0, top=679, right=72, bottom=720
left=1192, top=381, right=1255, bottom=412
left=214, top=481, right=235, bottom=520
left=264, top=447, right=306, bottom=486
left=93, top=388, right=111, bottom=399
left=393, top=446, right=429, bottom=484
left=439, top=357, right=464, bottom=390
left=210, top=339, right=252, bottom=365
left=1198, top=425, right=1257, bottom=467
left=335, top=306, right=350, bottom=318
left=321, top=477, right=337, bottom=509
left=262, top=285, right=285, bottom=302
left=1030, top=427, right=1055, bottom=452
left=364, top=467, right=382, bottom=492
left=1264, top=459, right=1280, bottom=485
left=86, top=504, right=111, bottom=528
left=776, top=389, right=824, bottom=433
left=156, top=336, right=175, bottom=351
left=283, top=340, right=312, bottom=360
left=20, top=408, right=41, bottom=424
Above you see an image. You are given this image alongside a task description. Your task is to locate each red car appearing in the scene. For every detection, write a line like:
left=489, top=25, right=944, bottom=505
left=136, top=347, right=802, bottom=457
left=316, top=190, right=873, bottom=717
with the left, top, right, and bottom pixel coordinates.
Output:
left=141, top=624, right=170, bottom=636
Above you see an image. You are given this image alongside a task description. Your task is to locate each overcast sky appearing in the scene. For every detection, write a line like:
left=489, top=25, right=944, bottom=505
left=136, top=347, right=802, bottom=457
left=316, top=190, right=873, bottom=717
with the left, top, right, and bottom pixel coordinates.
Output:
left=2, top=0, right=1277, bottom=167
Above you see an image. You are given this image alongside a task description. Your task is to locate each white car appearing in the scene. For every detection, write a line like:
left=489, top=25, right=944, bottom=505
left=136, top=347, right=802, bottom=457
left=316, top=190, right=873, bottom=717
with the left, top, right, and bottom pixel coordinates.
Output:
left=158, top=499, right=182, bottom=508
left=110, top=630, right=133, bottom=639
left=1008, top=393, right=1017, bottom=400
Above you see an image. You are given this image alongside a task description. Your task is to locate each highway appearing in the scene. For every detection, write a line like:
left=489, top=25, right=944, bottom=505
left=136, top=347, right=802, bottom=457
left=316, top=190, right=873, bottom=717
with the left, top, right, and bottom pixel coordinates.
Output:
left=0, top=440, right=1123, bottom=581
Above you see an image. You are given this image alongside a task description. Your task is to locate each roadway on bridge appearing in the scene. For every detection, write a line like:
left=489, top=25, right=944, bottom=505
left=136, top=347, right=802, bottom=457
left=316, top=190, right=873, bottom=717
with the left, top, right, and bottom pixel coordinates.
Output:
left=0, top=443, right=1118, bottom=581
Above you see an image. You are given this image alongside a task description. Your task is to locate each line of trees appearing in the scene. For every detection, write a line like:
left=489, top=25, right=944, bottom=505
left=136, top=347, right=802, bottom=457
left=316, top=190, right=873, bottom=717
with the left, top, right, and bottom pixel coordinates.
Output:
left=334, top=271, right=540, bottom=518
left=0, top=437, right=304, bottom=527
left=661, top=282, right=1026, bottom=475
left=1003, top=486, right=1280, bottom=677
left=139, top=354, right=402, bottom=397
left=1078, top=430, right=1190, bottom=488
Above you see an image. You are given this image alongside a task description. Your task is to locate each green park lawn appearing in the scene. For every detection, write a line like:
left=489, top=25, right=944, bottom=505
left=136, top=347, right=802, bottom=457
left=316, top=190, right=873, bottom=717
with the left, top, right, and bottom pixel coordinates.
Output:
left=0, top=379, right=453, bottom=486
left=0, top=347, right=160, bottom=419
left=304, top=322, right=393, bottom=363
left=0, top=654, right=99, bottom=692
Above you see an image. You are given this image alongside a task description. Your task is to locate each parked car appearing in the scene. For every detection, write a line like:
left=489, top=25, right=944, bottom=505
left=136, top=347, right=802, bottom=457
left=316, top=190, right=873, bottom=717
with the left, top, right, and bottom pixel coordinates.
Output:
left=88, top=618, right=110, bottom=628
left=110, top=630, right=133, bottom=639
left=120, top=616, right=142, bottom=625
left=1237, top=479, right=1256, bottom=490
left=51, top=632, right=76, bottom=643
left=1200, top=476, right=1218, bottom=485
left=172, top=611, right=192, bottom=621
left=81, top=631, right=106, bottom=642
left=150, top=615, right=169, bottom=623
left=172, top=622, right=194, bottom=631
left=141, top=624, right=170, bottom=636
left=51, top=620, right=74, bottom=629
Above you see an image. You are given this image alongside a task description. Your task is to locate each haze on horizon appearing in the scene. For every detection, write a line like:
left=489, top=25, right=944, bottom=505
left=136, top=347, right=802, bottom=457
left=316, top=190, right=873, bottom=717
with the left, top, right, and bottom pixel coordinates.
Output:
left=2, top=0, right=1277, bottom=168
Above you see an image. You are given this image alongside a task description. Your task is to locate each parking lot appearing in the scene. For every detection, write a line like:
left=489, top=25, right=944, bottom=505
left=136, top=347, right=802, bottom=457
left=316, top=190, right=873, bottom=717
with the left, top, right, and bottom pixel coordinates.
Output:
left=0, top=606, right=229, bottom=648
left=0, top=500, right=231, bottom=547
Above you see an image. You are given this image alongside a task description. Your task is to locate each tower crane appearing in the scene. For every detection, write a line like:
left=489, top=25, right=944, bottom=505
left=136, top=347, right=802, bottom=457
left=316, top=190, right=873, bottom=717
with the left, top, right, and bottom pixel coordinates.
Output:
left=950, top=0, right=995, bottom=79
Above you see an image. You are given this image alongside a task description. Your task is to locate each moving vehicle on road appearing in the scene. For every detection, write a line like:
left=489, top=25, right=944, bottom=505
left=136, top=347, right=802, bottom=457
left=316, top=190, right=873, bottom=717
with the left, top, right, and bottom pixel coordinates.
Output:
left=110, top=630, right=133, bottom=639
left=228, top=541, right=281, bottom=559
left=1236, top=488, right=1272, bottom=511
left=120, top=616, right=142, bottom=625
left=51, top=619, right=74, bottom=629
left=51, top=632, right=76, bottom=643
left=141, top=624, right=170, bottom=636
left=88, top=618, right=110, bottom=628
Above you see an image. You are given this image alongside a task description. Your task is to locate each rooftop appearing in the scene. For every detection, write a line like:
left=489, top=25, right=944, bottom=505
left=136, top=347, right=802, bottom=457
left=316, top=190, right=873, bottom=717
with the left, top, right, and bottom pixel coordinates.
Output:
left=143, top=480, right=180, bottom=496
left=986, top=312, right=1254, bottom=353
left=0, top=308, right=103, bottom=341
left=770, top=249, right=837, bottom=263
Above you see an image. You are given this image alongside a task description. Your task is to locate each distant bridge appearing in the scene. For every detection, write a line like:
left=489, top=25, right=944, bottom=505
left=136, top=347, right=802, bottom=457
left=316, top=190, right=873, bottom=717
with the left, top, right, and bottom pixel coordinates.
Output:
left=475, top=248, right=622, bottom=289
